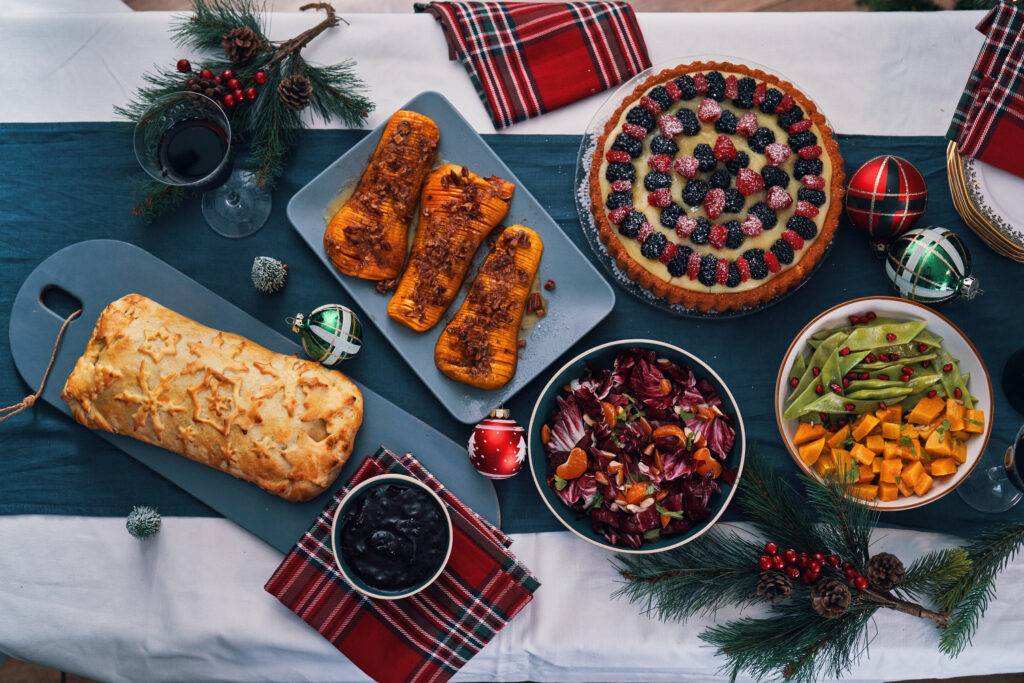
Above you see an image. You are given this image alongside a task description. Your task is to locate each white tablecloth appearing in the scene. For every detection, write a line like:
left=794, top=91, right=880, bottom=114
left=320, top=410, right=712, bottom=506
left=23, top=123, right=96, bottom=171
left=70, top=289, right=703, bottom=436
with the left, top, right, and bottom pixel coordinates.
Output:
left=3, top=8, right=1023, bottom=682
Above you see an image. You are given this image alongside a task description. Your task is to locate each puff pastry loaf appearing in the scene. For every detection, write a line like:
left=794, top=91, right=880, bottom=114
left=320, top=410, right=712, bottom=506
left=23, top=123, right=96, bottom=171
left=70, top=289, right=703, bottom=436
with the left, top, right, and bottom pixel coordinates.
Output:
left=61, top=294, right=363, bottom=502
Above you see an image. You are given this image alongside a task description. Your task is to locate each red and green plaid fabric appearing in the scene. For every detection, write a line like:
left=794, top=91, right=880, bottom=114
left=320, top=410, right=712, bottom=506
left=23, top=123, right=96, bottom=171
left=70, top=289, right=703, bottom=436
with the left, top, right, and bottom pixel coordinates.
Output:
left=265, top=447, right=539, bottom=683
left=948, top=2, right=1024, bottom=178
left=416, top=1, right=651, bottom=129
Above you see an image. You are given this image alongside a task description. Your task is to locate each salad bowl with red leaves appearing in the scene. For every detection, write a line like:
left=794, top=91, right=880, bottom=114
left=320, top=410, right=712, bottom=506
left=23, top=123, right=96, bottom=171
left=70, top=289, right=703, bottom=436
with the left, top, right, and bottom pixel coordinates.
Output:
left=528, top=339, right=745, bottom=554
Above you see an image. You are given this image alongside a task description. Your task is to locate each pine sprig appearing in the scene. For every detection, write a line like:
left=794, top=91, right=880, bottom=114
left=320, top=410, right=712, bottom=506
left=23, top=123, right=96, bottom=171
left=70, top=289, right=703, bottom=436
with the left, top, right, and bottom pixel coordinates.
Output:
left=129, top=177, right=189, bottom=221
left=172, top=0, right=268, bottom=50
left=897, top=547, right=971, bottom=602
left=800, top=471, right=877, bottom=569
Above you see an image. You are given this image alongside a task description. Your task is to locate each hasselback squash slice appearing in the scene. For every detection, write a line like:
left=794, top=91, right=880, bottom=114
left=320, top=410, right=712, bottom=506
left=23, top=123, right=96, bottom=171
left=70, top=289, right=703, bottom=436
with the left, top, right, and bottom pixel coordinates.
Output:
left=323, top=110, right=439, bottom=280
left=435, top=225, right=544, bottom=390
left=388, top=164, right=515, bottom=332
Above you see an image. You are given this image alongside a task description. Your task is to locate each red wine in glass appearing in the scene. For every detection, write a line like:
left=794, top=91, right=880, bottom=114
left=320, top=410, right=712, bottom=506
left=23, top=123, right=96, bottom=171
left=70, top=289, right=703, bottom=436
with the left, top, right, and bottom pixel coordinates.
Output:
left=158, top=118, right=231, bottom=190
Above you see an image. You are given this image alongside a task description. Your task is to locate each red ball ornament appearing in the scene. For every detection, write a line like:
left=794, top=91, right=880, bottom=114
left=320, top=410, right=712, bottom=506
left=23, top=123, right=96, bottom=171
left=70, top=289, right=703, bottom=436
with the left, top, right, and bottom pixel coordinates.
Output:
left=177, top=59, right=191, bottom=73
left=468, top=407, right=525, bottom=479
left=845, top=155, right=928, bottom=247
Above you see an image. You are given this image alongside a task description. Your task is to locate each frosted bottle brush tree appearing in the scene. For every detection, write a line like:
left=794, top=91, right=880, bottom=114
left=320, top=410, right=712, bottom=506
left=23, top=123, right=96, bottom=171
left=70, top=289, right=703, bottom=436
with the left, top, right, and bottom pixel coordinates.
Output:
left=117, top=0, right=374, bottom=222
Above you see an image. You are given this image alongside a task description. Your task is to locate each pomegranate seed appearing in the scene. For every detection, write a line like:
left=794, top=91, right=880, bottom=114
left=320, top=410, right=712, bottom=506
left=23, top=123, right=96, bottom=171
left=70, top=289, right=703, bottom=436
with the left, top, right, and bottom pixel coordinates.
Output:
left=922, top=360, right=932, bottom=367
left=878, top=401, right=887, bottom=409
left=866, top=312, right=876, bottom=320
left=879, top=354, right=889, bottom=362
left=819, top=412, right=829, bottom=422
left=813, top=367, right=821, bottom=376
left=815, top=384, right=824, bottom=395
left=846, top=372, right=857, bottom=379
left=842, top=378, right=850, bottom=388
left=830, top=383, right=842, bottom=393
left=918, top=344, right=929, bottom=352
left=955, top=387, right=963, bottom=398
left=840, top=347, right=851, bottom=356
left=886, top=333, right=897, bottom=341
left=943, top=363, right=953, bottom=372
left=837, top=419, right=847, bottom=427
left=927, top=390, right=938, bottom=398
left=878, top=374, right=889, bottom=381
left=860, top=373, right=869, bottom=380
left=891, top=354, right=900, bottom=360
left=790, top=377, right=799, bottom=388
left=848, top=315, right=860, bottom=325
left=866, top=354, right=877, bottom=363
left=903, top=367, right=913, bottom=375
left=845, top=403, right=855, bottom=411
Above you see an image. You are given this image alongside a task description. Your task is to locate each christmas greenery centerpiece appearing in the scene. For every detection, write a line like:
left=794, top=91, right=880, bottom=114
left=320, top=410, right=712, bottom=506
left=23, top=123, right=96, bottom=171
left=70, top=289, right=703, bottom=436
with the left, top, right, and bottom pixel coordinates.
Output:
left=116, top=0, right=374, bottom=221
left=614, top=447, right=1024, bottom=682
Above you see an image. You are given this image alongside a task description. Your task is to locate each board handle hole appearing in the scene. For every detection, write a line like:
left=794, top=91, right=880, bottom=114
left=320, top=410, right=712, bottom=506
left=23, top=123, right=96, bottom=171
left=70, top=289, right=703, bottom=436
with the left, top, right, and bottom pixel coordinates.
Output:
left=40, top=285, right=83, bottom=321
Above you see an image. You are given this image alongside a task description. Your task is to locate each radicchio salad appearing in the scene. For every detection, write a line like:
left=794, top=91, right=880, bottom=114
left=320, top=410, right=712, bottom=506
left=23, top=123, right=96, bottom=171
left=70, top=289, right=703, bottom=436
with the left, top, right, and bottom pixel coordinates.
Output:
left=543, top=348, right=737, bottom=549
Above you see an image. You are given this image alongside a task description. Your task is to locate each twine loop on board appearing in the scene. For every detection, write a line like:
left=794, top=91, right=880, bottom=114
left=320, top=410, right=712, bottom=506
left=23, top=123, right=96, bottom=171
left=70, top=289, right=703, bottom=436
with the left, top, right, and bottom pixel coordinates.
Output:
left=0, top=309, right=81, bottom=424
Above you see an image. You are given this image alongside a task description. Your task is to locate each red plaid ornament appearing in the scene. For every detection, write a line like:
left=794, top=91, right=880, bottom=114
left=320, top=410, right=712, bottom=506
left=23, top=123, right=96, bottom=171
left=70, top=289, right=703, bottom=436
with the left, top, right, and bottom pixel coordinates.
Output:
left=844, top=155, right=928, bottom=246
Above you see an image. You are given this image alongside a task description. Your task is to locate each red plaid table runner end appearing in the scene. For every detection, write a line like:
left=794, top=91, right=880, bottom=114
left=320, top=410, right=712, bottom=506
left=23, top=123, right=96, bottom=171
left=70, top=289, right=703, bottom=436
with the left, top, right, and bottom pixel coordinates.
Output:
left=417, top=1, right=651, bottom=128
left=265, top=447, right=539, bottom=683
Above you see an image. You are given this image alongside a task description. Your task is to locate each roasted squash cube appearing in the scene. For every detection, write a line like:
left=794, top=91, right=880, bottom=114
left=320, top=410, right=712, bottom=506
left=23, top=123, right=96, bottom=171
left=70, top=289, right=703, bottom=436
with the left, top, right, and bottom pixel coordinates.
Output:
left=925, top=430, right=955, bottom=458
left=858, top=463, right=876, bottom=483
left=883, top=441, right=900, bottom=459
left=849, top=442, right=876, bottom=467
left=951, top=430, right=971, bottom=441
left=897, top=477, right=914, bottom=497
left=906, top=396, right=946, bottom=424
left=930, top=458, right=958, bottom=477
left=852, top=484, right=879, bottom=502
left=871, top=456, right=883, bottom=474
left=815, top=451, right=836, bottom=478
left=879, top=482, right=899, bottom=502
left=946, top=399, right=965, bottom=419
left=902, top=460, right=926, bottom=487
left=798, top=436, right=826, bottom=467
left=900, top=423, right=920, bottom=441
left=899, top=439, right=923, bottom=461
left=881, top=422, right=902, bottom=440
left=865, top=434, right=885, bottom=455
left=947, top=415, right=966, bottom=432
left=879, top=459, right=903, bottom=484
left=794, top=422, right=827, bottom=445
left=952, top=439, right=967, bottom=465
left=916, top=420, right=941, bottom=440
left=965, top=409, right=985, bottom=434
left=913, top=472, right=934, bottom=496
left=827, top=425, right=852, bottom=449
left=851, top=414, right=880, bottom=442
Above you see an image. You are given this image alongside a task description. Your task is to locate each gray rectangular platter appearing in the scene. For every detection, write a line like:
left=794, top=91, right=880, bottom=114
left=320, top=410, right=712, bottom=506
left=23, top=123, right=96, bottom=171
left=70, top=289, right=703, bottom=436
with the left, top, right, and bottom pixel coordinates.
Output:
left=287, top=91, right=616, bottom=424
left=9, top=240, right=499, bottom=553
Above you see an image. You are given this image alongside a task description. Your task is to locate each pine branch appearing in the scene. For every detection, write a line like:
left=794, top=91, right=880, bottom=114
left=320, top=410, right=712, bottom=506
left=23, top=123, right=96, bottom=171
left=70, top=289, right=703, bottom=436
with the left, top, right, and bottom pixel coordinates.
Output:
left=129, top=177, right=189, bottom=223
left=896, top=547, right=971, bottom=603
left=173, top=0, right=268, bottom=51
left=800, top=471, right=877, bottom=569
left=304, top=60, right=374, bottom=127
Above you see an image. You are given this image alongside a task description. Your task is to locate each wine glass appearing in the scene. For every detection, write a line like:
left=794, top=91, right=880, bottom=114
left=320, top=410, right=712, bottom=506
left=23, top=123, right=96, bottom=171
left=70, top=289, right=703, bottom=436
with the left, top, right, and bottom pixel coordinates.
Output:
left=133, top=91, right=271, bottom=238
left=957, top=423, right=1024, bottom=513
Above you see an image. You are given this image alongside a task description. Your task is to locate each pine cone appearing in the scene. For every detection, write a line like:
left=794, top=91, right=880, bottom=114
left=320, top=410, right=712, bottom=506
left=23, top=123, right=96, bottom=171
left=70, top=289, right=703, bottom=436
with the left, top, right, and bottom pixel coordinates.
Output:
left=222, top=26, right=265, bottom=65
left=755, top=571, right=792, bottom=604
left=278, top=75, right=313, bottom=111
left=810, top=578, right=851, bottom=619
left=186, top=77, right=226, bottom=102
left=866, top=552, right=905, bottom=590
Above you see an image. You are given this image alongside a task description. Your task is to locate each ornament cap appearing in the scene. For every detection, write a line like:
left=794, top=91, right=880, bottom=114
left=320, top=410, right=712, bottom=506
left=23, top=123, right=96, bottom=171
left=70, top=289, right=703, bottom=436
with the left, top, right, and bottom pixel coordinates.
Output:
left=959, top=275, right=980, bottom=301
left=489, top=406, right=511, bottom=419
left=288, top=313, right=306, bottom=334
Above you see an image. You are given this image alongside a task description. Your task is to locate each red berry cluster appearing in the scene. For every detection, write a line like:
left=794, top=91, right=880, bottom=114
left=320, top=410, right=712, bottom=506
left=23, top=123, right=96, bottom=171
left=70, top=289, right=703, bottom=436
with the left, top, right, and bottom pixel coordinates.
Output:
left=847, top=310, right=878, bottom=326
left=757, top=542, right=868, bottom=590
left=177, top=59, right=268, bottom=110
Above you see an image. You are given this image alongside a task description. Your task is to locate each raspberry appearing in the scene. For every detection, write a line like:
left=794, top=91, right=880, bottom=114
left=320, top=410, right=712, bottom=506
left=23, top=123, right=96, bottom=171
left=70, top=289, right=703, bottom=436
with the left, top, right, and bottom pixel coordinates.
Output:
left=674, top=156, right=699, bottom=179
left=610, top=180, right=632, bottom=192
left=766, top=186, right=793, bottom=210
left=724, top=75, right=739, bottom=100
left=736, top=168, right=764, bottom=195
left=753, top=81, right=766, bottom=105
left=698, top=98, right=722, bottom=123
left=795, top=200, right=819, bottom=218
left=606, top=150, right=631, bottom=163
left=736, top=257, right=751, bottom=281
left=693, top=72, right=707, bottom=95
left=709, top=223, right=728, bottom=248
left=686, top=251, right=702, bottom=279
left=648, top=188, right=672, bottom=208
left=658, top=114, right=684, bottom=138
left=736, top=112, right=759, bottom=137
left=675, top=215, right=698, bottom=237
left=623, top=122, right=647, bottom=139
left=640, top=95, right=661, bottom=114
left=802, top=175, right=826, bottom=190
left=789, top=119, right=813, bottom=133
left=647, top=154, right=672, bottom=172
left=713, top=135, right=737, bottom=161
left=765, top=143, right=792, bottom=167
left=704, top=188, right=726, bottom=219
left=716, top=258, right=730, bottom=284
left=763, top=250, right=781, bottom=273
left=740, top=214, right=763, bottom=236
left=664, top=80, right=682, bottom=101
left=608, top=206, right=631, bottom=224
left=798, top=145, right=822, bottom=160
left=781, top=229, right=804, bottom=250
left=636, top=222, right=654, bottom=243
left=775, top=94, right=795, bottom=113
left=659, top=241, right=679, bottom=264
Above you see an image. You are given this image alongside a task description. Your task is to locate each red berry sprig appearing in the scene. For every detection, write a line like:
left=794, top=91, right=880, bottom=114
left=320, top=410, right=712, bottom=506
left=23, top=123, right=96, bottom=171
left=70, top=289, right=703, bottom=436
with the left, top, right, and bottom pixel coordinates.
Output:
left=176, top=60, right=268, bottom=111
left=177, top=59, right=191, bottom=73
left=758, top=541, right=869, bottom=590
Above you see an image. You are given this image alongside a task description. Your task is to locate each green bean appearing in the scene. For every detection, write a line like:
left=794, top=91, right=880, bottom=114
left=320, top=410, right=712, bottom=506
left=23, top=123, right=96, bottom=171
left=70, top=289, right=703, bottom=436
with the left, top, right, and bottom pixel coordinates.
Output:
left=854, top=353, right=937, bottom=372
left=846, top=386, right=915, bottom=400
left=800, top=392, right=907, bottom=416
left=786, top=332, right=845, bottom=405
left=914, top=328, right=944, bottom=348
left=844, top=320, right=927, bottom=351
left=808, top=317, right=903, bottom=341
left=783, top=348, right=842, bottom=421
left=935, top=348, right=973, bottom=409
left=790, top=353, right=807, bottom=383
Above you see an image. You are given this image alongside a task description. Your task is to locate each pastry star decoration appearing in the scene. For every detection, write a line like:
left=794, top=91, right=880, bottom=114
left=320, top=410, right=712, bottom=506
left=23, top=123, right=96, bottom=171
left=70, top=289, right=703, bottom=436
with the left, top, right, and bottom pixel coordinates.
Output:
left=138, top=325, right=182, bottom=363
left=187, top=368, right=242, bottom=436
left=113, top=361, right=185, bottom=437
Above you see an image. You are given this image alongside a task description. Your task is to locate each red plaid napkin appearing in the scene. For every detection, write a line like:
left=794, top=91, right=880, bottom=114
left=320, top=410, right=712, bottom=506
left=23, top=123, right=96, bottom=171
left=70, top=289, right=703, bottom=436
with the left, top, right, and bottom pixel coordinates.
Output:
left=948, top=2, right=1024, bottom=178
left=416, top=1, right=651, bottom=128
left=265, top=447, right=539, bottom=683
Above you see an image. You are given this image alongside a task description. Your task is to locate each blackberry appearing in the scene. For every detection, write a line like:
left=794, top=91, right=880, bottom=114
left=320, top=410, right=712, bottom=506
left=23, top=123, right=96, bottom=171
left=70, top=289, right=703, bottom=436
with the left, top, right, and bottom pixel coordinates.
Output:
left=744, top=249, right=769, bottom=279
left=649, top=86, right=674, bottom=112
left=650, top=136, right=679, bottom=156
left=659, top=203, right=685, bottom=229
left=705, top=71, right=726, bottom=101
left=771, top=238, right=795, bottom=265
left=644, top=171, right=672, bottom=191
left=606, top=191, right=633, bottom=210
left=625, top=106, right=655, bottom=131
left=725, top=151, right=750, bottom=175
left=760, top=88, right=783, bottom=114
left=748, top=127, right=776, bottom=153
left=748, top=201, right=778, bottom=229
left=725, top=220, right=744, bottom=248
left=798, top=188, right=827, bottom=206
left=682, top=179, right=710, bottom=207
left=611, top=133, right=642, bottom=158
left=725, top=261, right=742, bottom=287
left=676, top=108, right=700, bottom=136
left=715, top=109, right=738, bottom=134
left=674, top=75, right=697, bottom=100
left=667, top=246, right=693, bottom=277
left=761, top=166, right=790, bottom=190
left=778, top=105, right=804, bottom=132
left=698, top=253, right=719, bottom=286
left=619, top=210, right=646, bottom=238
left=694, top=143, right=717, bottom=171
left=710, top=169, right=731, bottom=189
left=794, top=158, right=824, bottom=178
left=641, top=231, right=668, bottom=260
left=724, top=188, right=745, bottom=214
left=788, top=130, right=818, bottom=151
left=691, top=217, right=712, bottom=244
left=605, top=162, right=636, bottom=183
left=787, top=215, right=818, bottom=240
left=736, top=77, right=756, bottom=99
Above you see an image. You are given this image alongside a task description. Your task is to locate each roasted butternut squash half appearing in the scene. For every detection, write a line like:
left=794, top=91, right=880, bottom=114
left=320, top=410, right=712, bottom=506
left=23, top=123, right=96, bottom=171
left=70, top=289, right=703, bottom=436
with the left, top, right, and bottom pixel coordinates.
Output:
left=435, top=226, right=543, bottom=390
left=323, top=110, right=439, bottom=280
left=388, top=164, right=515, bottom=332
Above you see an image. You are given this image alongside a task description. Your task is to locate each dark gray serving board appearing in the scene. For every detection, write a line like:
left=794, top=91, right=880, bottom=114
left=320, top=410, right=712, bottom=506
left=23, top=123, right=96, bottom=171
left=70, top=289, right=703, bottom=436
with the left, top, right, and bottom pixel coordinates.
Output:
left=9, top=240, right=499, bottom=553
left=287, top=90, right=616, bottom=424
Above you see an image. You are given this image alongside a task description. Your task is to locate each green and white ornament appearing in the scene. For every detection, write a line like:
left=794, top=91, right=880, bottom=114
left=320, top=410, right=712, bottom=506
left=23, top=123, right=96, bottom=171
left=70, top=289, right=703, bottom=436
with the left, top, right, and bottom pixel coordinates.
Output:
left=884, top=226, right=979, bottom=304
left=126, top=505, right=161, bottom=540
left=289, top=304, right=362, bottom=366
left=251, top=256, right=288, bottom=294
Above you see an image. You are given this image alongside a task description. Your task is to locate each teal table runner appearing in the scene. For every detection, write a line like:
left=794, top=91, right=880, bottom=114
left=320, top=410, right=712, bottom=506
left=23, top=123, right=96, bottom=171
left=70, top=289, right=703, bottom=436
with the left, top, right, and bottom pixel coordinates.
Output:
left=1, top=123, right=1019, bottom=535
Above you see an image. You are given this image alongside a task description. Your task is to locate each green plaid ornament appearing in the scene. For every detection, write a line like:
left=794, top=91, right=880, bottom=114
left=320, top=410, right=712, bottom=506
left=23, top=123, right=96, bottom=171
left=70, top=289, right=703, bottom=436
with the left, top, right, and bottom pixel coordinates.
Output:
left=289, top=304, right=362, bottom=366
left=884, top=227, right=979, bottom=304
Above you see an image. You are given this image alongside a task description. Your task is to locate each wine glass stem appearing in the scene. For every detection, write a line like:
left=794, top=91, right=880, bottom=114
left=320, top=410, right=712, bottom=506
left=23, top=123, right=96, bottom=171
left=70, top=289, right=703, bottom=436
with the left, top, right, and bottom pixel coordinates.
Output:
left=225, top=190, right=242, bottom=208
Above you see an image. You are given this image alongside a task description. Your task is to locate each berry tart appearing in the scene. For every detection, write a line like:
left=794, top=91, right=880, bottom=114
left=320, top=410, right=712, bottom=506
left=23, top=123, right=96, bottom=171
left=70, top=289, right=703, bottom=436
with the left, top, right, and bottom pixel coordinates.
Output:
left=589, top=61, right=844, bottom=312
